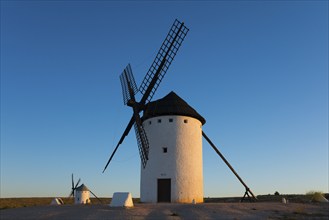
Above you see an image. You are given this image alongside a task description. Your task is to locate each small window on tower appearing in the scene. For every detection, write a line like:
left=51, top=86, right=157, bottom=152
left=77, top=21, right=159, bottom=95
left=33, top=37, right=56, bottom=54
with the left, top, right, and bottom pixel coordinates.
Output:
left=163, top=147, right=168, bottom=153
left=184, top=119, right=188, bottom=123
left=158, top=119, right=162, bottom=123
left=149, top=121, right=152, bottom=125
left=169, top=118, right=173, bottom=122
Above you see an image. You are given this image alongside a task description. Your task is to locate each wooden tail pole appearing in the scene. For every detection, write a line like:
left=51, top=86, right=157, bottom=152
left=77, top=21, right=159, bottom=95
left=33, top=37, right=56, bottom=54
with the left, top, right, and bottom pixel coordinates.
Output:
left=202, top=131, right=257, bottom=202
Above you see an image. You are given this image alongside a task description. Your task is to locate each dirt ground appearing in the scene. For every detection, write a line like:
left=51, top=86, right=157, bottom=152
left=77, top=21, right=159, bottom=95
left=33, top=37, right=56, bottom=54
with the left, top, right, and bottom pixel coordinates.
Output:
left=1, top=202, right=328, bottom=220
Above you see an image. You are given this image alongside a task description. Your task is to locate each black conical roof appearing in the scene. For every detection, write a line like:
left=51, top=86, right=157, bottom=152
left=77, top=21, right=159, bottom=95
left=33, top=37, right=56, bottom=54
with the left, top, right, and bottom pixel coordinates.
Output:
left=76, top=184, right=89, bottom=192
left=142, top=91, right=206, bottom=125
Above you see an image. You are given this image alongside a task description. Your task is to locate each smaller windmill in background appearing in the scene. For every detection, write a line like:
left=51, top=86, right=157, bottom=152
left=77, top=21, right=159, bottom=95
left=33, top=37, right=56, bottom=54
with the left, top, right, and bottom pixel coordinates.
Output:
left=69, top=174, right=102, bottom=204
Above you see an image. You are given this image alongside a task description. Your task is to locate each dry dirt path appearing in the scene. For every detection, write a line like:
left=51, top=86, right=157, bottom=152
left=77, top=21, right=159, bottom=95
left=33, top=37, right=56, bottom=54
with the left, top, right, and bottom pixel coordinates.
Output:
left=1, top=202, right=328, bottom=219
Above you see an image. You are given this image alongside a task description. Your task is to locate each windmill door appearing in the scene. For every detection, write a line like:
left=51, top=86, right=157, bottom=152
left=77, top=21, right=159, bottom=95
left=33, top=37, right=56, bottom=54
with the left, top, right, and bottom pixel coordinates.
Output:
left=157, top=179, right=171, bottom=202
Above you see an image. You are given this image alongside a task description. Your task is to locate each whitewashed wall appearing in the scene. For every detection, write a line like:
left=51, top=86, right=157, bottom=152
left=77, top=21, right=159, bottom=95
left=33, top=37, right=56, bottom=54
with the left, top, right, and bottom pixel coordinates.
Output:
left=141, top=115, right=203, bottom=203
left=75, top=190, right=90, bottom=204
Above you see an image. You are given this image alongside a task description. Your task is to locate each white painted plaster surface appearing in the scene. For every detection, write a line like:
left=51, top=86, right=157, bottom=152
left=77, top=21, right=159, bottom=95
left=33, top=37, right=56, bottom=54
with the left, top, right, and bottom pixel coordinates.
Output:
left=141, top=115, right=203, bottom=203
left=75, top=191, right=90, bottom=204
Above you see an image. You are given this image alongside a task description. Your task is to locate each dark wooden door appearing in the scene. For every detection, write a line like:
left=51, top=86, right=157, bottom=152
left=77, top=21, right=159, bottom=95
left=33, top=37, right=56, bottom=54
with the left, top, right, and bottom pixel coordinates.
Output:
left=157, top=179, right=171, bottom=202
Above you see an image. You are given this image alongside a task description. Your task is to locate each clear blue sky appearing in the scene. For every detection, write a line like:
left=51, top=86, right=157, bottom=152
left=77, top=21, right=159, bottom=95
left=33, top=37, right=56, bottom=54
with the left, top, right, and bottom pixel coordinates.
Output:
left=1, top=0, right=328, bottom=198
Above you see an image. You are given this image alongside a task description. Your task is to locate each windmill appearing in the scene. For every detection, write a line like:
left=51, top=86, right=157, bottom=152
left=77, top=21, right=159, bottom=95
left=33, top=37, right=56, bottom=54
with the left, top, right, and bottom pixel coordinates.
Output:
left=69, top=174, right=102, bottom=204
left=103, top=19, right=257, bottom=203
left=69, top=173, right=80, bottom=199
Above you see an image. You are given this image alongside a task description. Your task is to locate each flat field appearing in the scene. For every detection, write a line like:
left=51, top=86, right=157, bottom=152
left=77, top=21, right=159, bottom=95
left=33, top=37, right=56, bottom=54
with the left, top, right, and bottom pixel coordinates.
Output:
left=1, top=196, right=328, bottom=220
left=1, top=194, right=325, bottom=209
left=0, top=202, right=328, bottom=220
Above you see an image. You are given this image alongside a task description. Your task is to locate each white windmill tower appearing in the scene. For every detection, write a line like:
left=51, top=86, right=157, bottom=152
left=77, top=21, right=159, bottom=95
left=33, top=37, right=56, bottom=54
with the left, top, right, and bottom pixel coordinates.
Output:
left=103, top=19, right=257, bottom=203
left=140, top=91, right=205, bottom=203
left=74, top=184, right=90, bottom=204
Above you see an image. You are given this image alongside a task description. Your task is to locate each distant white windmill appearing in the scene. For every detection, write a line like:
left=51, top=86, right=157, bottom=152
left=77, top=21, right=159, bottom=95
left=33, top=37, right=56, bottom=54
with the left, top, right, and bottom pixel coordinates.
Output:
left=69, top=174, right=102, bottom=204
left=74, top=184, right=90, bottom=204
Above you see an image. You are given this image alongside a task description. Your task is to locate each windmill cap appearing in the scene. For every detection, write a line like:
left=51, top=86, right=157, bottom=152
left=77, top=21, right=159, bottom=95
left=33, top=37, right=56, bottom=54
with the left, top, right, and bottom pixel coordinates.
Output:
left=76, top=184, right=89, bottom=191
left=142, top=91, right=206, bottom=125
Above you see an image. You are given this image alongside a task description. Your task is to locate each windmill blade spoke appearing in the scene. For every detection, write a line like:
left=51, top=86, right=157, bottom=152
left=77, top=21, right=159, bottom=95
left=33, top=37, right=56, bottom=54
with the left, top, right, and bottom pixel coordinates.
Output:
left=202, top=131, right=257, bottom=201
left=89, top=190, right=103, bottom=204
left=75, top=178, right=81, bottom=189
left=139, top=19, right=189, bottom=105
left=103, top=115, right=135, bottom=173
left=71, top=173, right=74, bottom=189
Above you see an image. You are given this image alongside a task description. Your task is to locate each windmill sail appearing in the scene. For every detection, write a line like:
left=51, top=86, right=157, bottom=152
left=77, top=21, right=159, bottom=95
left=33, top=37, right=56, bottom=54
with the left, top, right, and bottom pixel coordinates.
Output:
left=120, top=64, right=138, bottom=105
left=139, top=19, right=189, bottom=105
left=103, top=19, right=189, bottom=173
left=133, top=121, right=149, bottom=168
left=103, top=116, right=135, bottom=173
left=120, top=63, right=150, bottom=167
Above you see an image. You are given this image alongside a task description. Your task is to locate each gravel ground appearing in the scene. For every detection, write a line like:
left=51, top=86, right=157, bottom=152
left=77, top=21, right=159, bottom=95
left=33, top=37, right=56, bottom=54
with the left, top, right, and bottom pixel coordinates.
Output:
left=1, top=202, right=328, bottom=220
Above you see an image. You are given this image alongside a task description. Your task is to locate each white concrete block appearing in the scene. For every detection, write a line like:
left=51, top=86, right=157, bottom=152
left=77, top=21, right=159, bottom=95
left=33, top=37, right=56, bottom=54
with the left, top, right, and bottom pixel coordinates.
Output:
left=110, top=192, right=134, bottom=207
